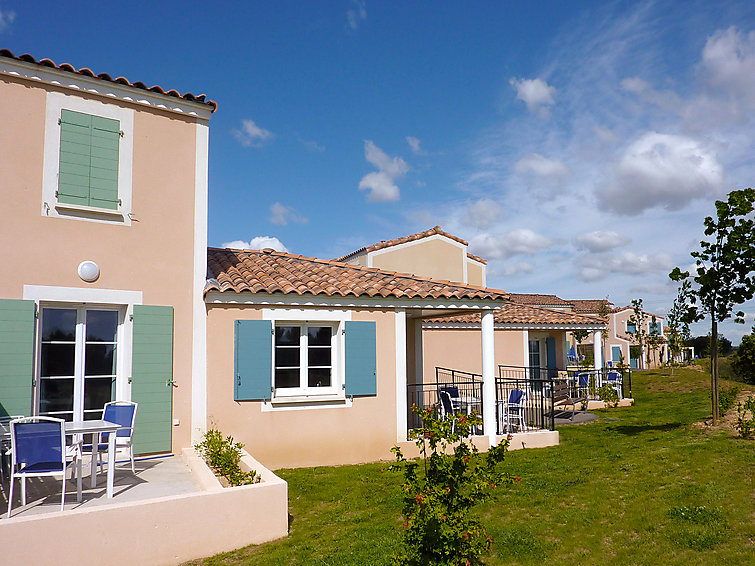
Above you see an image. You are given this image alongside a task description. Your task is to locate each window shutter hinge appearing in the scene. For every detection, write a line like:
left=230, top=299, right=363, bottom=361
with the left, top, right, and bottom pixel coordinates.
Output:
left=271, top=328, right=274, bottom=335
left=128, top=377, right=133, bottom=384
left=54, top=190, right=59, bottom=198
left=32, top=378, right=37, bottom=387
left=342, top=328, right=346, bottom=335
left=58, top=118, right=61, bottom=125
left=119, top=130, right=124, bottom=137
left=129, top=314, right=134, bottom=321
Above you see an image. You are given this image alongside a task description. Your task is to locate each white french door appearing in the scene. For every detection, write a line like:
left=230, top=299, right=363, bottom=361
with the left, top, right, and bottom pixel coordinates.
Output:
left=37, top=306, right=122, bottom=421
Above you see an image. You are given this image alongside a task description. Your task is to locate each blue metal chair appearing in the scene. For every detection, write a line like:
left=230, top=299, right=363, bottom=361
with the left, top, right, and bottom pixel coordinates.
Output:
left=498, top=389, right=527, bottom=433
left=604, top=371, right=623, bottom=399
left=576, top=372, right=590, bottom=397
left=81, top=401, right=138, bottom=476
left=7, top=417, right=82, bottom=518
left=438, top=390, right=458, bottom=433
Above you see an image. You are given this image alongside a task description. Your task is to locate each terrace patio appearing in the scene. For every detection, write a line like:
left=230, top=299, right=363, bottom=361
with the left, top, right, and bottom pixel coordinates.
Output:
left=0, top=448, right=289, bottom=565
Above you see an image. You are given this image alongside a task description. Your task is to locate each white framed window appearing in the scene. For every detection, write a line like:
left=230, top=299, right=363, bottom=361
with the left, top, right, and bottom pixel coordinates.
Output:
left=36, top=305, right=125, bottom=421
left=626, top=322, right=636, bottom=334
left=42, top=91, right=134, bottom=225
left=273, top=322, right=341, bottom=398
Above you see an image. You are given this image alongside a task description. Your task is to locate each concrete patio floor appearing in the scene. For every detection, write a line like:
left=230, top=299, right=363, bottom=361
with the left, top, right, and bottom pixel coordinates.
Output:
left=0, top=455, right=202, bottom=519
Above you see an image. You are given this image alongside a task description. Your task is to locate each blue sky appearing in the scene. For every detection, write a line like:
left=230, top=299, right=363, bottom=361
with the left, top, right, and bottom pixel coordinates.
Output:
left=3, top=1, right=755, bottom=342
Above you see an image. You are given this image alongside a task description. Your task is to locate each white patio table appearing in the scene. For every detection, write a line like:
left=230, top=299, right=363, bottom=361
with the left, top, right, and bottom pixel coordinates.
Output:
left=65, top=419, right=121, bottom=498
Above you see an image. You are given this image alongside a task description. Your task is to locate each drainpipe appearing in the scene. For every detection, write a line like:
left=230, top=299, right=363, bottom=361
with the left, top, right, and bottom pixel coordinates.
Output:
left=481, top=310, right=496, bottom=447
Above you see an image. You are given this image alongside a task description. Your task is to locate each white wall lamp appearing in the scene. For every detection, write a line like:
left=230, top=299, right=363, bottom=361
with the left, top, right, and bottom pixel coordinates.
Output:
left=77, top=260, right=100, bottom=283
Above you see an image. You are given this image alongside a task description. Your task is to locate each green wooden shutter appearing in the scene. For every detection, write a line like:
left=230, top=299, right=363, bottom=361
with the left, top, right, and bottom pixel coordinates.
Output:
left=89, top=115, right=120, bottom=209
left=234, top=320, right=272, bottom=401
left=344, top=321, right=377, bottom=397
left=0, top=299, right=35, bottom=418
left=58, top=109, right=120, bottom=210
left=131, top=305, right=173, bottom=454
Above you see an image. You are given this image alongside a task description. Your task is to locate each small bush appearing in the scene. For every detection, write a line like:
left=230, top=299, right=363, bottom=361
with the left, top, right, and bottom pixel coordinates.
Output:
left=597, top=385, right=619, bottom=408
left=390, top=406, right=516, bottom=566
left=195, top=428, right=258, bottom=486
left=717, top=386, right=740, bottom=417
left=735, top=396, right=755, bottom=439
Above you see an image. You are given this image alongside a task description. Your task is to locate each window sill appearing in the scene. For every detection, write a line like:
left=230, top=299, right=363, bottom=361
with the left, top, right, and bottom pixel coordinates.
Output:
left=262, top=395, right=352, bottom=412
left=54, top=202, right=126, bottom=218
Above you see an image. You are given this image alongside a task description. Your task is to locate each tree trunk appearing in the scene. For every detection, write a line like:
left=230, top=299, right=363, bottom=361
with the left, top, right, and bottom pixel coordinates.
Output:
left=711, top=317, right=719, bottom=424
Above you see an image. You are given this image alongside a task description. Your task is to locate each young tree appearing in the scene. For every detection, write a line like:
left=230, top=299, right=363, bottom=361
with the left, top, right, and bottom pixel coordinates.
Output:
left=670, top=188, right=755, bottom=424
left=628, top=299, right=648, bottom=370
left=666, top=282, right=692, bottom=374
left=647, top=315, right=663, bottom=367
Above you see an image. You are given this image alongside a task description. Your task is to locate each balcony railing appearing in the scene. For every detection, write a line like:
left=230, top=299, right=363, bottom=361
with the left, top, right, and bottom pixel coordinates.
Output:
left=496, top=366, right=555, bottom=433
left=406, top=367, right=484, bottom=434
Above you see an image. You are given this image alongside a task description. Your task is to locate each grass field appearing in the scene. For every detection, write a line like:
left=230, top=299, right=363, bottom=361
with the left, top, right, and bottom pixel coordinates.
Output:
left=189, top=368, right=755, bottom=565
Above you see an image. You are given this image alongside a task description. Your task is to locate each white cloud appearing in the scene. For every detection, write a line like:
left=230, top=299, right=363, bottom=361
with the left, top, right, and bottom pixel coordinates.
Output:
left=575, top=231, right=630, bottom=253
left=577, top=251, right=673, bottom=282
left=222, top=236, right=288, bottom=253
left=406, top=136, right=426, bottom=156
left=269, top=202, right=308, bottom=226
left=358, top=140, right=408, bottom=202
left=597, top=132, right=724, bottom=215
left=462, top=198, right=503, bottom=230
left=499, top=261, right=534, bottom=277
left=469, top=229, right=553, bottom=260
left=514, top=153, right=570, bottom=182
left=0, top=6, right=15, bottom=32
left=232, top=119, right=273, bottom=148
left=346, top=0, right=366, bottom=31
left=509, top=77, right=557, bottom=116
left=700, top=27, right=755, bottom=99
left=303, top=139, right=325, bottom=152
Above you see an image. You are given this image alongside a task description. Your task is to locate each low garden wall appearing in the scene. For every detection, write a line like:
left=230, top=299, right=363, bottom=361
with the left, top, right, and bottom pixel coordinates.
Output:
left=0, top=449, right=288, bottom=565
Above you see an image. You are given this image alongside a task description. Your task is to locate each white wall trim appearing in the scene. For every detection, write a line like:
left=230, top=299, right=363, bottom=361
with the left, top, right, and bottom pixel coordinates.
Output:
left=395, top=309, right=408, bottom=443
left=42, top=91, right=134, bottom=225
left=0, top=58, right=213, bottom=120
left=191, top=122, right=210, bottom=444
left=262, top=308, right=352, bottom=322
left=205, top=290, right=503, bottom=311
left=422, top=322, right=605, bottom=331
left=23, top=285, right=142, bottom=304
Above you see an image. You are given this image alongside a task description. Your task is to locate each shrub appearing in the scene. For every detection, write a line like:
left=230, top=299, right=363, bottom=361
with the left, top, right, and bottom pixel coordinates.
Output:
left=717, top=386, right=740, bottom=417
left=735, top=396, right=755, bottom=439
left=390, top=406, right=516, bottom=565
left=195, top=428, right=258, bottom=486
left=597, top=385, right=619, bottom=408
left=732, top=334, right=755, bottom=384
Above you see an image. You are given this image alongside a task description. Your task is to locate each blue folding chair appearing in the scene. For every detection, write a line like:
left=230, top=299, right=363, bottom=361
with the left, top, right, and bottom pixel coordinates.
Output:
left=7, top=417, right=81, bottom=518
left=81, top=401, right=138, bottom=476
left=577, top=372, right=590, bottom=397
left=604, top=371, right=623, bottom=398
left=438, top=390, right=458, bottom=433
left=439, top=386, right=461, bottom=411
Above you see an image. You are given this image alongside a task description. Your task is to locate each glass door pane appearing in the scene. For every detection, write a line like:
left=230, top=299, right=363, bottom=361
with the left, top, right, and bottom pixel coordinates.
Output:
left=39, top=308, right=77, bottom=420
left=83, top=310, right=117, bottom=420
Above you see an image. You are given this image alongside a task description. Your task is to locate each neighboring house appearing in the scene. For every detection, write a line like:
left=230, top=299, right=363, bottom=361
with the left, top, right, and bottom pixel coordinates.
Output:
left=0, top=49, right=216, bottom=454
left=336, top=225, right=487, bottom=287
left=203, top=247, right=508, bottom=469
left=569, top=300, right=667, bottom=369
left=338, top=228, right=608, bottom=378
left=422, top=303, right=605, bottom=378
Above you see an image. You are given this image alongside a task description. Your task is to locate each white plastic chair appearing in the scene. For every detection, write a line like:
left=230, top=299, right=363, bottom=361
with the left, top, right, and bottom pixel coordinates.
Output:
left=7, top=417, right=82, bottom=518
left=81, top=401, right=138, bottom=476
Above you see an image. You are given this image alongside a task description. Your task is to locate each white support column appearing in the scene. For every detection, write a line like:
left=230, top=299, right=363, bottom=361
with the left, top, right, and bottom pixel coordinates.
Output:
left=593, top=330, right=603, bottom=371
left=481, top=310, right=496, bottom=447
left=414, top=319, right=424, bottom=384
left=395, top=309, right=408, bottom=443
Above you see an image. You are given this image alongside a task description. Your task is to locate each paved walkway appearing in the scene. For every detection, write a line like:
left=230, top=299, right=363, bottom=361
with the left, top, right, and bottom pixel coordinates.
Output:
left=554, top=411, right=599, bottom=425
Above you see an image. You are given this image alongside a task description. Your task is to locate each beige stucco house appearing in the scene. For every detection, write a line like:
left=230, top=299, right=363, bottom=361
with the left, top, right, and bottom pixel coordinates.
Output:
left=569, top=300, right=667, bottom=369
left=204, top=247, right=510, bottom=468
left=0, top=49, right=216, bottom=454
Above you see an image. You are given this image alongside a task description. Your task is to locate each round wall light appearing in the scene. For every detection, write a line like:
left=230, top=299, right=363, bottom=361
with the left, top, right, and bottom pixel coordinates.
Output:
left=78, top=260, right=100, bottom=282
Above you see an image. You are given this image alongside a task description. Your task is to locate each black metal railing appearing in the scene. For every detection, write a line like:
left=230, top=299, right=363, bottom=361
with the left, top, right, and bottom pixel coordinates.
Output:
left=496, top=366, right=555, bottom=433
left=406, top=367, right=483, bottom=434
left=564, top=367, right=632, bottom=399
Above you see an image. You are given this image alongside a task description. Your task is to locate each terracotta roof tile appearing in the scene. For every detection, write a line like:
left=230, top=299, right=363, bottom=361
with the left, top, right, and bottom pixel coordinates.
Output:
left=206, top=247, right=509, bottom=302
left=507, top=293, right=572, bottom=307
left=466, top=252, right=487, bottom=264
left=425, top=302, right=606, bottom=327
left=567, top=299, right=615, bottom=314
left=0, top=49, right=217, bottom=112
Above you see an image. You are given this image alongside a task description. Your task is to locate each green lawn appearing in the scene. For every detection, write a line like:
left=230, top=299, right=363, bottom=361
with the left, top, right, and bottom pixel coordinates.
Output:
left=189, top=369, right=755, bottom=565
